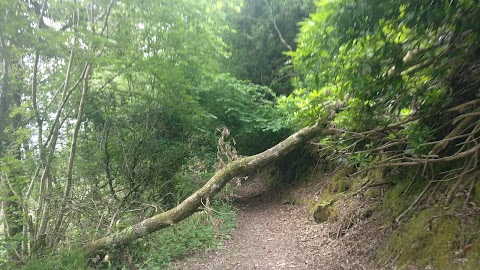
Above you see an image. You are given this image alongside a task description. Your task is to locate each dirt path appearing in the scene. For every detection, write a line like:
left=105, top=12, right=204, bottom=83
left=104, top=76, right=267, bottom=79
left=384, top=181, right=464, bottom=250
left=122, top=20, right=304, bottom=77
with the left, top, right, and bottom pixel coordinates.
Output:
left=173, top=180, right=382, bottom=270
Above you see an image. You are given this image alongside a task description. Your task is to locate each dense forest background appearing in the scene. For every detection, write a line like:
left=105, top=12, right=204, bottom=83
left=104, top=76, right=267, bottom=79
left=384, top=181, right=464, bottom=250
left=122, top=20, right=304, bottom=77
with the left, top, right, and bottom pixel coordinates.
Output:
left=1, top=0, right=479, bottom=269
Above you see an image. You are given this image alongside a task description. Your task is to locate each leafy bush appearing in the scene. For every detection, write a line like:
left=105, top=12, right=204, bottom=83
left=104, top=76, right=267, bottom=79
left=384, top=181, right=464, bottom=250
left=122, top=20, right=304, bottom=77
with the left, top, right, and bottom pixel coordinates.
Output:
left=279, top=0, right=480, bottom=167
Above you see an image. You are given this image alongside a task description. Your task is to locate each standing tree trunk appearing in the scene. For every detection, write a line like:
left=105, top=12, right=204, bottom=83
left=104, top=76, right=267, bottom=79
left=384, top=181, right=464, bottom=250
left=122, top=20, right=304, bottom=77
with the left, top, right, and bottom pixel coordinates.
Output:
left=0, top=36, right=25, bottom=260
left=0, top=38, right=10, bottom=157
left=35, top=47, right=84, bottom=249
left=0, top=38, right=12, bottom=250
left=84, top=122, right=320, bottom=255
left=52, top=64, right=92, bottom=245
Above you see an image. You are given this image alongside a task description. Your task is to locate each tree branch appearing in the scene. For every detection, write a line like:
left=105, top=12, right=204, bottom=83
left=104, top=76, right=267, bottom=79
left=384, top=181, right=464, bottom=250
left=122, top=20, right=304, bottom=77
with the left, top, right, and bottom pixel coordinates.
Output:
left=83, top=123, right=320, bottom=255
left=263, top=0, right=292, bottom=51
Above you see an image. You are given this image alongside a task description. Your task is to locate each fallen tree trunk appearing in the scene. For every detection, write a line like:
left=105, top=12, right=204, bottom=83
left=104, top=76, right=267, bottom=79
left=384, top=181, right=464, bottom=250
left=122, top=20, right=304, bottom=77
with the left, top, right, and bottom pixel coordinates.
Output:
left=83, top=123, right=320, bottom=255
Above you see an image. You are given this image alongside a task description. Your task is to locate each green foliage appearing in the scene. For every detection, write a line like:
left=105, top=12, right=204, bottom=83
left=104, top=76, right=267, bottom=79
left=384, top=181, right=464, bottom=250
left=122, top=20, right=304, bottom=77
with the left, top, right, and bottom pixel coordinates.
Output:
left=400, top=122, right=434, bottom=155
left=277, top=87, right=333, bottom=128
left=223, top=0, right=313, bottom=94
left=5, top=0, right=477, bottom=268
left=74, top=0, right=257, bottom=215
left=17, top=202, right=236, bottom=270
left=19, top=248, right=87, bottom=270
left=197, top=74, right=290, bottom=155
left=120, top=202, right=237, bottom=269
left=2, top=0, right=256, bottom=265
left=278, top=0, right=480, bottom=169
left=310, top=0, right=471, bottom=111
left=172, top=171, right=214, bottom=204
left=0, top=235, right=23, bottom=269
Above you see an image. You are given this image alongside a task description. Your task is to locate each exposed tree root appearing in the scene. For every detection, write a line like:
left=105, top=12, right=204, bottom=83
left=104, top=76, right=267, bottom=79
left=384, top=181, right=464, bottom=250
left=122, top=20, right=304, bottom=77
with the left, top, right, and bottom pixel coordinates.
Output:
left=395, top=182, right=432, bottom=223
left=312, top=103, right=480, bottom=226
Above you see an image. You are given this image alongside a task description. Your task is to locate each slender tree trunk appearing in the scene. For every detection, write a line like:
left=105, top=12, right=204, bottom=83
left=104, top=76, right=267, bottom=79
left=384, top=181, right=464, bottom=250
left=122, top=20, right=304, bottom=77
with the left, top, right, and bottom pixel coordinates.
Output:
left=263, top=0, right=293, bottom=51
left=0, top=38, right=24, bottom=260
left=52, top=64, right=92, bottom=244
left=31, top=49, right=45, bottom=165
left=35, top=44, right=80, bottom=249
left=84, top=123, right=320, bottom=255
left=0, top=39, right=12, bottom=254
left=103, top=125, right=120, bottom=202
left=0, top=38, right=9, bottom=154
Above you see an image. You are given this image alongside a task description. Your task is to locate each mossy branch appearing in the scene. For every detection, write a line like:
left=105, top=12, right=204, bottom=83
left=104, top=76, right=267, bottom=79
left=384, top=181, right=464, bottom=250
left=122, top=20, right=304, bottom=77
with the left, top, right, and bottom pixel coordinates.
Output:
left=83, top=123, right=321, bottom=255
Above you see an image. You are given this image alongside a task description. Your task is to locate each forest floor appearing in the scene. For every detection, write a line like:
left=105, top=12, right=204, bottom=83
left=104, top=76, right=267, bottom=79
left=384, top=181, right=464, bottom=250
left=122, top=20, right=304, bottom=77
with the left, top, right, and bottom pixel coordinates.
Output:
left=172, top=175, right=385, bottom=270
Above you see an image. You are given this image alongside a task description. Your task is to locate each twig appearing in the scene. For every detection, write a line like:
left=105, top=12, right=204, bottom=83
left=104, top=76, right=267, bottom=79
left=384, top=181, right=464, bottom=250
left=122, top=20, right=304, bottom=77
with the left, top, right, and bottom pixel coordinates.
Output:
left=446, top=158, right=476, bottom=203
left=402, top=167, right=420, bottom=196
left=350, top=181, right=391, bottom=198
left=464, top=174, right=478, bottom=207
left=263, top=0, right=292, bottom=51
left=447, top=98, right=480, bottom=112
left=395, top=181, right=432, bottom=223
left=453, top=112, right=480, bottom=124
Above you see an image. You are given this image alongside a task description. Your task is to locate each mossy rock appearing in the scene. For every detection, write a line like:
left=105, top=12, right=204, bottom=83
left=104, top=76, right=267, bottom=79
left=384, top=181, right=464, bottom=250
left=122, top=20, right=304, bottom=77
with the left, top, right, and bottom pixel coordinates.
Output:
left=282, top=195, right=302, bottom=206
left=313, top=199, right=336, bottom=223
left=364, top=187, right=383, bottom=199
left=328, top=176, right=350, bottom=193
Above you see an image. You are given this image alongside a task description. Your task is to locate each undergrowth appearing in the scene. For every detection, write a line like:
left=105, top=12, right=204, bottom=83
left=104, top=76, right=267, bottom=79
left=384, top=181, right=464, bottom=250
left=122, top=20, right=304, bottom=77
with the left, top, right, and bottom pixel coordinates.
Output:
left=378, top=169, right=480, bottom=270
left=379, top=199, right=480, bottom=270
left=130, top=201, right=237, bottom=269
left=19, top=247, right=88, bottom=270
left=19, top=201, right=237, bottom=270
